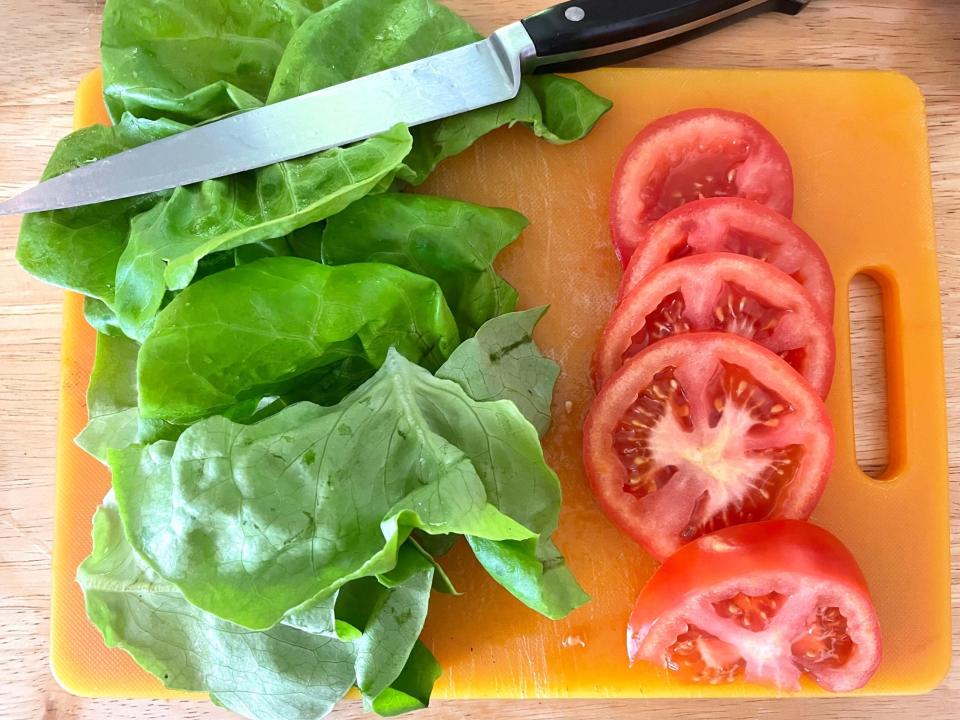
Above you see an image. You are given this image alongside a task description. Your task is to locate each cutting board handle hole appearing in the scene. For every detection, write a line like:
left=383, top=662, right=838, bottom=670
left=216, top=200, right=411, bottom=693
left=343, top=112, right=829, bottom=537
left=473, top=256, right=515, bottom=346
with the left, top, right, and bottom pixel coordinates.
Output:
left=848, top=273, right=891, bottom=478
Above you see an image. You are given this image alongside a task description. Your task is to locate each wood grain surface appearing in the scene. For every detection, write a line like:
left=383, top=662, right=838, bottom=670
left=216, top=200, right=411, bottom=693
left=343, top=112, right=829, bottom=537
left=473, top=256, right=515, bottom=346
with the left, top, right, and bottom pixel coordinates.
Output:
left=0, top=1, right=957, bottom=719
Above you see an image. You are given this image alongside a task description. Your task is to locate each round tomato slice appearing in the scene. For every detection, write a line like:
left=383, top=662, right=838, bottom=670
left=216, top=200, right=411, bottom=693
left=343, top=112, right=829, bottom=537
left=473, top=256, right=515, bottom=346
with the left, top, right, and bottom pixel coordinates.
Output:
left=592, top=253, right=835, bottom=397
left=609, top=109, right=794, bottom=267
left=618, top=197, right=835, bottom=319
left=627, top=520, right=882, bottom=692
left=583, top=333, right=834, bottom=560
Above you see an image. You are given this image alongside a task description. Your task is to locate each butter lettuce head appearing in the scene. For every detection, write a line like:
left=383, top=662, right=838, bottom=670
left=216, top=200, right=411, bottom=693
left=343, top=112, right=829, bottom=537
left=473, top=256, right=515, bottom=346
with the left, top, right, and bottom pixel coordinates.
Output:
left=40, top=2, right=613, bottom=718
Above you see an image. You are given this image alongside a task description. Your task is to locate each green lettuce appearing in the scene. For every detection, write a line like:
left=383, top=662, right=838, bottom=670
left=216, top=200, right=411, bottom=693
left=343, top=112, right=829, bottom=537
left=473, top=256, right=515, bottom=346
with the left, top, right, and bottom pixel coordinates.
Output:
left=76, top=331, right=298, bottom=463
left=83, top=297, right=125, bottom=337
left=35, top=2, right=614, bottom=717
left=101, top=0, right=337, bottom=123
left=137, top=257, right=461, bottom=423
left=409, top=308, right=563, bottom=570
left=434, top=313, right=585, bottom=619
left=16, top=115, right=186, bottom=303
left=438, top=307, right=559, bottom=437
left=82, top=311, right=581, bottom=720
left=79, top=495, right=438, bottom=720
left=322, top=194, right=525, bottom=337
left=114, top=123, right=414, bottom=340
left=112, top=349, right=581, bottom=629
left=401, top=74, right=614, bottom=185
left=75, top=333, right=180, bottom=463
left=267, top=0, right=612, bottom=185
left=20, top=0, right=609, bottom=339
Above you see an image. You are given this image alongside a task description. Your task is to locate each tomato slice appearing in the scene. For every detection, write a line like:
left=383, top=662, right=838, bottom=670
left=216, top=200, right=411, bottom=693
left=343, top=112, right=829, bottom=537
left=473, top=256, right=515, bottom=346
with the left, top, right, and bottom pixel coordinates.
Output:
left=609, top=109, right=794, bottom=267
left=583, top=333, right=834, bottom=560
left=618, top=198, right=835, bottom=319
left=592, top=253, right=835, bottom=398
left=627, top=520, right=882, bottom=692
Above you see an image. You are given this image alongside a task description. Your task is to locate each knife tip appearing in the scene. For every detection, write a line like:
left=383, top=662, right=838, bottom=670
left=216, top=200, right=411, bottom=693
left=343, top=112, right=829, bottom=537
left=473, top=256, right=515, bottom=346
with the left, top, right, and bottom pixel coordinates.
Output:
left=0, top=195, right=25, bottom=216
left=0, top=189, right=42, bottom=216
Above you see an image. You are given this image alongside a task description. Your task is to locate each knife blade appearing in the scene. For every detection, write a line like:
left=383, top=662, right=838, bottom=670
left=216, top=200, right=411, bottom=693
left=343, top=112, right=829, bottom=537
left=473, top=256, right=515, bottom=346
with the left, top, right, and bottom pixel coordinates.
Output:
left=0, top=0, right=809, bottom=216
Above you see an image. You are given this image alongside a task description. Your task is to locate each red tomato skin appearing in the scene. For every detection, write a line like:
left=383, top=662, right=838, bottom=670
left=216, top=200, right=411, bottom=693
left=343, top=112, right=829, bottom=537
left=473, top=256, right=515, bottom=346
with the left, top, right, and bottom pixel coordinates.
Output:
left=609, top=109, right=794, bottom=267
left=618, top=197, right=835, bottom=319
left=627, top=521, right=872, bottom=643
left=583, top=333, right=835, bottom=561
left=627, top=520, right=882, bottom=693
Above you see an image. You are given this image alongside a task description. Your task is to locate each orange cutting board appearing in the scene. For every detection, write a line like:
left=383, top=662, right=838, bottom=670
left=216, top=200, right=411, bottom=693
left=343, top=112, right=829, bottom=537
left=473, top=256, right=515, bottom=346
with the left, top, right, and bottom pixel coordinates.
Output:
left=51, top=67, right=950, bottom=700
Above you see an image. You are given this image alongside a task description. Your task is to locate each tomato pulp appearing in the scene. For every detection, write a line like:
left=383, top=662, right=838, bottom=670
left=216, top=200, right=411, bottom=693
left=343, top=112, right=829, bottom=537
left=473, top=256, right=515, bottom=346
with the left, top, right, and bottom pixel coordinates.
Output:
left=592, top=253, right=835, bottom=397
left=583, top=333, right=834, bottom=560
left=627, top=520, right=882, bottom=692
left=609, top=109, right=794, bottom=267
left=618, top=197, right=834, bottom=319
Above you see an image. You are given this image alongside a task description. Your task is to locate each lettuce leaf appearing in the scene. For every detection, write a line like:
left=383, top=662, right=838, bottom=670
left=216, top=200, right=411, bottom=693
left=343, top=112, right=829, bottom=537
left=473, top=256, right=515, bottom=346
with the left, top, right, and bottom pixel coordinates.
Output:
left=435, top=309, right=587, bottom=618
left=79, top=495, right=437, bottom=720
left=437, top=307, right=559, bottom=437
left=83, top=297, right=125, bottom=337
left=400, top=74, right=613, bottom=185
left=76, top=331, right=299, bottom=463
left=112, top=349, right=580, bottom=629
left=365, top=641, right=440, bottom=716
left=321, top=193, right=525, bottom=337
left=114, top=123, right=414, bottom=339
left=75, top=332, right=181, bottom=463
left=101, top=0, right=338, bottom=123
left=15, top=115, right=186, bottom=303
left=137, top=257, right=461, bottom=422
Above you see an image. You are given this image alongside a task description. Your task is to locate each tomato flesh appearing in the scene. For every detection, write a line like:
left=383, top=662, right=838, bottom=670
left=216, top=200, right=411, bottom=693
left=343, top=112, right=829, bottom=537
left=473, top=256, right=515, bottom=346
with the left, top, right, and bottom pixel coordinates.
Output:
left=654, top=146, right=745, bottom=217
left=628, top=521, right=882, bottom=692
left=613, top=358, right=806, bottom=540
left=618, top=198, right=835, bottom=319
left=662, top=597, right=858, bottom=686
left=666, top=625, right=745, bottom=684
left=593, top=253, right=835, bottom=397
left=584, top=333, right=834, bottom=560
left=609, top=109, right=794, bottom=267
left=791, top=606, right=855, bottom=670
left=713, top=591, right=786, bottom=632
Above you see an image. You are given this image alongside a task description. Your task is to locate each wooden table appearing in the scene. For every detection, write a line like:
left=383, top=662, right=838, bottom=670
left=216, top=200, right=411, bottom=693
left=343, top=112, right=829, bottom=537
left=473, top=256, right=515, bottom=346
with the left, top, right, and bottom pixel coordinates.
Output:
left=0, top=1, right=956, bottom=718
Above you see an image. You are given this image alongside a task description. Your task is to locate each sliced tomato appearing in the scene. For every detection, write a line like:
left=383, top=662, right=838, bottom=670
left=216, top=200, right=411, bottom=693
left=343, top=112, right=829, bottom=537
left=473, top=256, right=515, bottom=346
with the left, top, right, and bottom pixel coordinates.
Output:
left=592, top=253, right=835, bottom=397
left=618, top=198, right=835, bottom=319
left=583, top=333, right=834, bottom=560
left=627, top=520, right=882, bottom=692
left=609, top=109, right=794, bottom=267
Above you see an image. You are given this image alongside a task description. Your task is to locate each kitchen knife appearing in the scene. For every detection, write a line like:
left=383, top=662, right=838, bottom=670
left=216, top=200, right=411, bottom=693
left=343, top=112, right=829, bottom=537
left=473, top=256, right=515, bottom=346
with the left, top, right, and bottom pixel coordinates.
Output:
left=0, top=0, right=809, bottom=216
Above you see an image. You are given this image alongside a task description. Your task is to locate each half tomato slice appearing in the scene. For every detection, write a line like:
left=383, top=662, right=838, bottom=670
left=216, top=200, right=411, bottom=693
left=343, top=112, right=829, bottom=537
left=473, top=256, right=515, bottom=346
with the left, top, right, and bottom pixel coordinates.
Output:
left=627, top=520, right=882, bottom=693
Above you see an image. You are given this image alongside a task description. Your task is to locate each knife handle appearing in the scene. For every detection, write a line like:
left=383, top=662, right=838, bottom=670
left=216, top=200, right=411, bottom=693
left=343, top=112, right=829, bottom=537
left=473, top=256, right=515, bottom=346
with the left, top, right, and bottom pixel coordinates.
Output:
left=521, top=0, right=809, bottom=73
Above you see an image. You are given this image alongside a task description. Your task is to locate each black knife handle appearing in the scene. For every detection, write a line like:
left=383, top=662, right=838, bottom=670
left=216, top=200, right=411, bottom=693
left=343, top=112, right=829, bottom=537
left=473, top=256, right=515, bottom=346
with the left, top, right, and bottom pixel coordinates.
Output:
left=521, top=0, right=809, bottom=73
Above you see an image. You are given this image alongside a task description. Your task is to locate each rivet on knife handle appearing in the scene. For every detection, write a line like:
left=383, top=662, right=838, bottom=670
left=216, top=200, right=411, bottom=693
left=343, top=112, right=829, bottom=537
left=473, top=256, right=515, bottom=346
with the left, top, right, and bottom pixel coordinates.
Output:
left=521, top=0, right=811, bottom=73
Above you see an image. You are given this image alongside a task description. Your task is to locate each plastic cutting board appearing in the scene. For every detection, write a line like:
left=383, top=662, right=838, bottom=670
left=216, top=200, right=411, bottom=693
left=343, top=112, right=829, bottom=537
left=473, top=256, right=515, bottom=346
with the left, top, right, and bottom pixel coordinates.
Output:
left=50, top=67, right=950, bottom=700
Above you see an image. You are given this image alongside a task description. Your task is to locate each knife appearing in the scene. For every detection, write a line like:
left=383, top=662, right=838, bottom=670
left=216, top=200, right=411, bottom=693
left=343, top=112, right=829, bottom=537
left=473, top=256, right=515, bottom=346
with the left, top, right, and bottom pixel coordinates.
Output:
left=0, top=0, right=809, bottom=216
